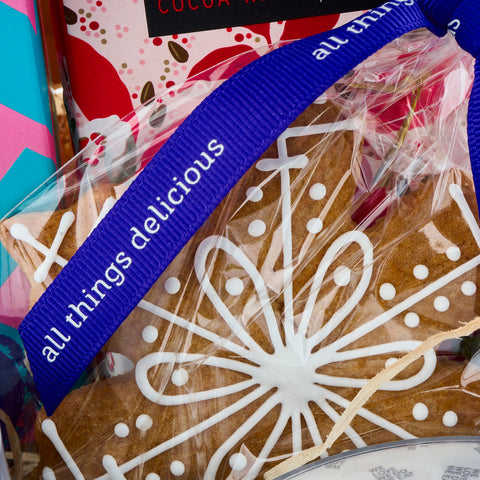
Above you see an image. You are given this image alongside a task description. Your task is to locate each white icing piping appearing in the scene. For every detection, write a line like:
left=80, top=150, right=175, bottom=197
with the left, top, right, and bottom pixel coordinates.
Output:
left=280, top=166, right=296, bottom=349
left=324, top=182, right=480, bottom=353
left=314, top=346, right=436, bottom=391
left=303, top=231, right=373, bottom=348
left=32, top=212, right=75, bottom=283
left=315, top=399, right=367, bottom=449
left=136, top=352, right=259, bottom=405
left=125, top=182, right=477, bottom=479
left=10, top=196, right=117, bottom=284
left=300, top=407, right=326, bottom=458
left=242, top=407, right=293, bottom=480
left=319, top=386, right=415, bottom=441
left=279, top=120, right=357, bottom=143
left=256, top=119, right=357, bottom=343
left=8, top=223, right=67, bottom=266
left=91, top=197, right=116, bottom=231
left=257, top=153, right=308, bottom=172
left=291, top=410, right=303, bottom=454
left=327, top=341, right=426, bottom=363
left=320, top=340, right=437, bottom=391
left=256, top=145, right=309, bottom=351
left=138, top=300, right=253, bottom=360
left=326, top=253, right=480, bottom=354
left=291, top=410, right=302, bottom=453
left=41, top=420, right=85, bottom=480
left=195, top=236, right=283, bottom=353
left=449, top=183, right=480, bottom=248
left=204, top=393, right=282, bottom=479
left=102, top=455, right=127, bottom=480
left=9, top=220, right=69, bottom=281
left=94, top=386, right=272, bottom=480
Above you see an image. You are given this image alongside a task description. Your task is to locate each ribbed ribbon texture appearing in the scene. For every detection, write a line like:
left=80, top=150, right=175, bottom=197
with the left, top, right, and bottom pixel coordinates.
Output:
left=19, top=0, right=480, bottom=415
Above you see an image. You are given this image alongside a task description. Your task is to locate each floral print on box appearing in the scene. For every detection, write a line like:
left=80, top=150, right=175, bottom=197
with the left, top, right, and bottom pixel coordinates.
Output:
left=58, top=0, right=361, bottom=154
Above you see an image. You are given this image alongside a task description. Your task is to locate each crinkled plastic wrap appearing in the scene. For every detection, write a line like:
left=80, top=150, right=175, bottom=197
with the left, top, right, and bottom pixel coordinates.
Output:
left=0, top=47, right=260, bottom=478
left=1, top=29, right=480, bottom=479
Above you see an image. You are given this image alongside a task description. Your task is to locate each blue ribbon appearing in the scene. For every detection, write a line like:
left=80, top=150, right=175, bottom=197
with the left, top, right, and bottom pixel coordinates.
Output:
left=19, top=0, right=480, bottom=415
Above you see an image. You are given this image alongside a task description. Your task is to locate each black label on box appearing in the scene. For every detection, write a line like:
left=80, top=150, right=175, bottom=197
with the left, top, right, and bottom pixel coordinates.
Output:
left=143, top=0, right=382, bottom=37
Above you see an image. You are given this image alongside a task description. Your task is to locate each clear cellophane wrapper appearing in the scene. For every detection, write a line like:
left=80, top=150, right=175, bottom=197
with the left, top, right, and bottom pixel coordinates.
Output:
left=1, top=29, right=480, bottom=480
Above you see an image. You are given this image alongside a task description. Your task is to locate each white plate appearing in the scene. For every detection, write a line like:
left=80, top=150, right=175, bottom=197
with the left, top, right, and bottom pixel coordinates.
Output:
left=278, top=437, right=480, bottom=479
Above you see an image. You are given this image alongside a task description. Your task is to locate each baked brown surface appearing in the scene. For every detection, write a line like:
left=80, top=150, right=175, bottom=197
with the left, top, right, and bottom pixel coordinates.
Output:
left=2, top=101, right=480, bottom=479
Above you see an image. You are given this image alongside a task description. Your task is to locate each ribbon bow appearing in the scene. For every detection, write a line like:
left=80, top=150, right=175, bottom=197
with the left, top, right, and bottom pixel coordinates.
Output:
left=18, top=0, right=480, bottom=414
left=419, top=0, right=480, bottom=56
left=418, top=0, right=480, bottom=200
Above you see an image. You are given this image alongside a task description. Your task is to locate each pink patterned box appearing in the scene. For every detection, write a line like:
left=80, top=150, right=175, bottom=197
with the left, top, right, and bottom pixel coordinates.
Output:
left=52, top=0, right=372, bottom=152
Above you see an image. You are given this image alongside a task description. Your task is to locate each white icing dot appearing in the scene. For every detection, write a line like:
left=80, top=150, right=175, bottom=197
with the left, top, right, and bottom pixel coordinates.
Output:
left=404, top=312, right=420, bottom=328
left=412, top=403, right=429, bottom=421
left=246, top=186, right=263, bottom=202
left=170, top=460, right=185, bottom=476
left=164, top=277, right=181, bottom=294
left=229, top=453, right=248, bottom=471
left=443, top=411, right=458, bottom=427
left=114, top=423, right=129, bottom=438
left=334, top=266, right=351, bottom=287
left=171, top=368, right=189, bottom=387
left=307, top=218, right=323, bottom=234
left=309, top=183, right=326, bottom=200
left=461, top=281, right=477, bottom=296
left=146, top=474, right=160, bottom=480
left=248, top=220, right=266, bottom=237
left=385, top=358, right=397, bottom=368
left=136, top=414, right=153, bottom=431
left=434, top=296, right=450, bottom=312
left=379, top=283, right=396, bottom=301
left=413, top=265, right=429, bottom=280
left=446, top=246, right=461, bottom=261
left=142, top=326, right=159, bottom=343
left=226, top=277, right=244, bottom=296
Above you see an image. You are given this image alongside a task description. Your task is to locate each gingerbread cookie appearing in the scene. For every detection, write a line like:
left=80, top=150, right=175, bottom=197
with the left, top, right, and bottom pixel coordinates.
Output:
left=2, top=100, right=480, bottom=480
left=0, top=184, right=120, bottom=308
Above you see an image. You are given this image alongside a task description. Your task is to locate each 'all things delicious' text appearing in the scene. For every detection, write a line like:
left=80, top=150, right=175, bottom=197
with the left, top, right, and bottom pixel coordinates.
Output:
left=42, top=139, right=225, bottom=363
